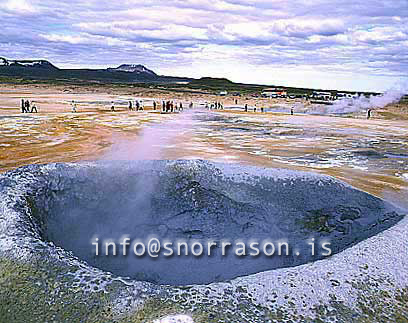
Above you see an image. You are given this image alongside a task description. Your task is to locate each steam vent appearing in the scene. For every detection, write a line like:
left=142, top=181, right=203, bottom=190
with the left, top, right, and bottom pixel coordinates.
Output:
left=0, top=160, right=407, bottom=322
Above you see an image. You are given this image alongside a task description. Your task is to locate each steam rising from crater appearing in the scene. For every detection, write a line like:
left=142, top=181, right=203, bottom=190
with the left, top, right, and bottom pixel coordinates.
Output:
left=101, top=109, right=199, bottom=161
left=328, top=86, right=407, bottom=114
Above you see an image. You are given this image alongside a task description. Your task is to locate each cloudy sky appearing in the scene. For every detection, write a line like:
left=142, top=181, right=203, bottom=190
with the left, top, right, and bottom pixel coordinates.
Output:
left=1, top=0, right=407, bottom=91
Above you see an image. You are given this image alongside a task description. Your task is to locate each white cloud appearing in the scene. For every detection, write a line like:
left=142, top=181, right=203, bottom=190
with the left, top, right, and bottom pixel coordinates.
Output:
left=39, top=33, right=135, bottom=47
left=352, top=26, right=407, bottom=43
left=219, top=18, right=345, bottom=42
left=76, top=21, right=209, bottom=41
left=3, top=0, right=37, bottom=13
left=1, top=0, right=408, bottom=91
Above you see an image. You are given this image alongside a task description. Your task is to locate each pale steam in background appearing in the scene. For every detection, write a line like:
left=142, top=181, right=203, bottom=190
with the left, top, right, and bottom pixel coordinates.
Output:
left=101, top=109, right=200, bottom=161
left=328, top=87, right=407, bottom=114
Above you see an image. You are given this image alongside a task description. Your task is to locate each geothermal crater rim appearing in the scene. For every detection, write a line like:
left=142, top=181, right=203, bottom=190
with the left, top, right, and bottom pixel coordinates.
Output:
left=0, top=160, right=405, bottom=286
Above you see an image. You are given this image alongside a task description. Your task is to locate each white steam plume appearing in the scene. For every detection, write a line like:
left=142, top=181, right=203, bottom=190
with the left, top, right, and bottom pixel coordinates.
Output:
left=328, top=87, right=407, bottom=114
left=101, top=109, right=200, bottom=161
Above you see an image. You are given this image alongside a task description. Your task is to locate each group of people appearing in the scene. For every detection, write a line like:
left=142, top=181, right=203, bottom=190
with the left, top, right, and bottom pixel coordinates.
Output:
left=162, top=101, right=194, bottom=113
left=18, top=97, right=297, bottom=116
left=243, top=104, right=264, bottom=113
left=20, top=96, right=375, bottom=119
left=21, top=99, right=38, bottom=113
left=206, top=102, right=224, bottom=110
left=126, top=100, right=145, bottom=111
left=107, top=99, right=194, bottom=113
left=162, top=100, right=183, bottom=113
left=242, top=104, right=298, bottom=114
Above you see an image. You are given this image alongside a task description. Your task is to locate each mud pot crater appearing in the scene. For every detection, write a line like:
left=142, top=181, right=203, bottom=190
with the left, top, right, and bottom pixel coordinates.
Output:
left=0, top=160, right=404, bottom=286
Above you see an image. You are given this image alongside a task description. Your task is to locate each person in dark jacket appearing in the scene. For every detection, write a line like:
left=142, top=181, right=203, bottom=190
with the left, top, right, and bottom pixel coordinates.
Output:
left=25, top=100, right=30, bottom=113
left=21, top=99, right=26, bottom=113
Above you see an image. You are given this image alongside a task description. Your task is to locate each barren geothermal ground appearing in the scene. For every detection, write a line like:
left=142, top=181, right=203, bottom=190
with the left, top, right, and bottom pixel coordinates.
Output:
left=1, top=84, right=407, bottom=201
left=1, top=83, right=408, bottom=322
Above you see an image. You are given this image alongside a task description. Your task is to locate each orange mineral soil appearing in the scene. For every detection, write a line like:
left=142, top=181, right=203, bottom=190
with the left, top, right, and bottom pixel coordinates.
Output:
left=1, top=83, right=407, bottom=203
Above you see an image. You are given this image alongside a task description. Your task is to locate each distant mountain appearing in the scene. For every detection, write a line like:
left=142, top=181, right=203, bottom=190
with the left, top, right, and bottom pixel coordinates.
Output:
left=0, top=57, right=58, bottom=69
left=107, top=64, right=157, bottom=75
left=0, top=57, right=383, bottom=95
left=0, top=57, right=191, bottom=83
left=189, top=77, right=234, bottom=86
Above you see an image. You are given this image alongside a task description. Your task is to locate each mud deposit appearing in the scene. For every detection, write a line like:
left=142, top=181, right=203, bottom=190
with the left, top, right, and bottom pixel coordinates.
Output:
left=0, top=161, right=407, bottom=322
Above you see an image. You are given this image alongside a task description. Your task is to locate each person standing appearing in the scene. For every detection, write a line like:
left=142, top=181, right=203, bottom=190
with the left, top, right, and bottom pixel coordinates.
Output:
left=72, top=100, right=77, bottom=113
left=290, top=107, right=294, bottom=115
left=162, top=101, right=166, bottom=112
left=367, top=109, right=372, bottom=120
left=128, top=101, right=133, bottom=111
left=153, top=101, right=157, bottom=110
left=179, top=102, right=183, bottom=111
left=244, top=104, right=248, bottom=112
left=21, top=99, right=26, bottom=113
left=25, top=100, right=30, bottom=113
left=111, top=102, right=115, bottom=112
left=31, top=102, right=38, bottom=113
